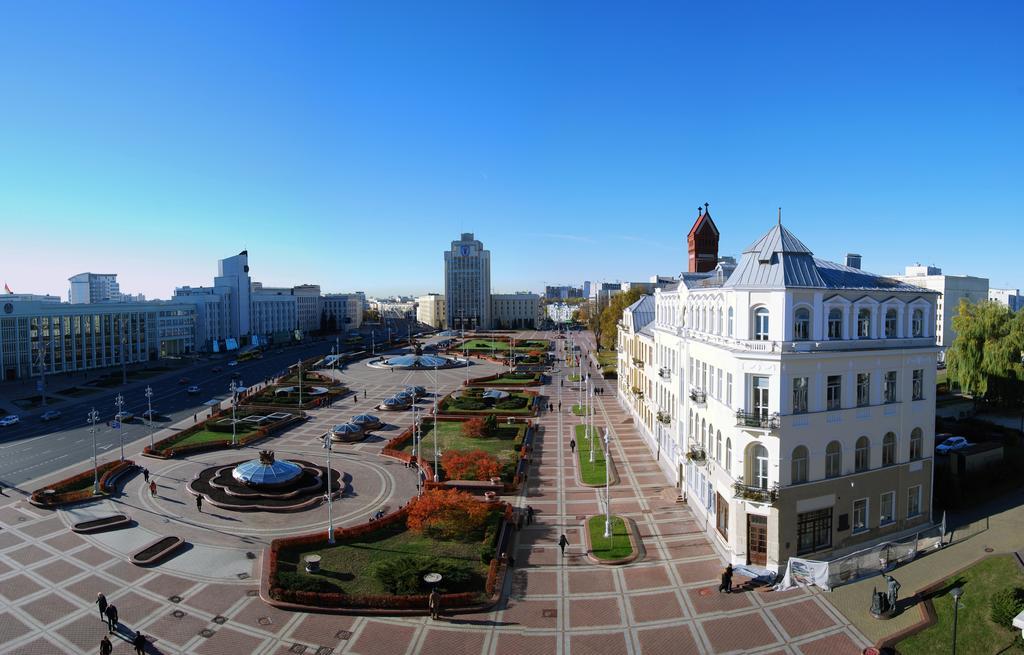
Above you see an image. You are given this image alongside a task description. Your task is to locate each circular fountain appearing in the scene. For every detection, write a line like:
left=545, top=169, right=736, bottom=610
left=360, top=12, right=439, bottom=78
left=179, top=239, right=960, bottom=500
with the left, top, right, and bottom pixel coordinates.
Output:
left=188, top=450, right=342, bottom=512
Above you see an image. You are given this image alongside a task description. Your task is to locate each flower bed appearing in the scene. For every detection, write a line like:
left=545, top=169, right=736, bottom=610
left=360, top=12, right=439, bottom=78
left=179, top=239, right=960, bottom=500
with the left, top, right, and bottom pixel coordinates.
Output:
left=265, top=502, right=513, bottom=613
left=242, top=384, right=349, bottom=409
left=437, top=388, right=538, bottom=417
left=30, top=459, right=135, bottom=507
left=143, top=412, right=303, bottom=458
left=464, top=372, right=544, bottom=387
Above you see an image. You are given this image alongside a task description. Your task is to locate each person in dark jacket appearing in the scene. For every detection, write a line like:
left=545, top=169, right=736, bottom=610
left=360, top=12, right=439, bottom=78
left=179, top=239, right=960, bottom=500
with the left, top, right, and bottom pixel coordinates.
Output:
left=96, top=592, right=108, bottom=620
left=104, top=603, right=119, bottom=633
left=100, top=635, right=113, bottom=655
left=719, top=564, right=734, bottom=593
left=558, top=533, right=569, bottom=556
left=132, top=631, right=147, bottom=654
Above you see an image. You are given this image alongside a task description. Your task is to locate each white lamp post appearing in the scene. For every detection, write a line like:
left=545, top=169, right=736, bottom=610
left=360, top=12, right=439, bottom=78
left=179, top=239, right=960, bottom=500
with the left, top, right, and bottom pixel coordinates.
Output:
left=604, top=428, right=612, bottom=538
left=297, top=359, right=303, bottom=406
left=88, top=408, right=100, bottom=495
left=144, top=385, right=154, bottom=450
left=114, top=393, right=125, bottom=461
left=433, top=364, right=440, bottom=482
left=322, top=435, right=335, bottom=544
left=588, top=382, right=596, bottom=464
left=229, top=379, right=239, bottom=446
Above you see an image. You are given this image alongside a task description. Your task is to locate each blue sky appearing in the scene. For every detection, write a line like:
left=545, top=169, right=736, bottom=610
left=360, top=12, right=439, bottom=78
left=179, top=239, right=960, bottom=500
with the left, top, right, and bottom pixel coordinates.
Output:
left=1, top=2, right=1021, bottom=299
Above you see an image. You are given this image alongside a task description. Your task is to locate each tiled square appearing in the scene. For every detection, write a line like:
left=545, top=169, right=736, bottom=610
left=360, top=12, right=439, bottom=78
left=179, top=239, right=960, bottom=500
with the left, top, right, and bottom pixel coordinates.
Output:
left=32, top=557, right=85, bottom=584
left=568, top=569, right=616, bottom=594
left=796, top=631, right=864, bottom=654
left=0, top=611, right=32, bottom=644
left=56, top=613, right=111, bottom=652
left=0, top=573, right=44, bottom=601
left=104, top=558, right=151, bottom=584
left=498, top=599, right=558, bottom=629
left=511, top=569, right=558, bottom=596
left=183, top=582, right=249, bottom=616
left=622, top=564, right=672, bottom=591
left=65, top=573, right=115, bottom=603
left=194, top=626, right=267, bottom=654
left=419, top=627, right=486, bottom=655
left=570, top=631, right=629, bottom=655
left=629, top=591, right=686, bottom=622
left=286, top=613, right=356, bottom=646
left=700, top=610, right=779, bottom=652
left=493, top=632, right=557, bottom=655
left=567, top=596, right=623, bottom=628
left=145, top=611, right=209, bottom=648
left=71, top=545, right=115, bottom=568
left=770, top=599, right=840, bottom=639
left=674, top=558, right=726, bottom=584
left=6, top=543, right=53, bottom=566
left=141, top=572, right=197, bottom=599
left=0, top=530, right=25, bottom=550
left=109, top=589, right=163, bottom=626
left=232, top=598, right=295, bottom=634
left=17, top=516, right=64, bottom=538
left=43, top=531, right=85, bottom=552
left=636, top=624, right=700, bottom=654
left=348, top=620, right=416, bottom=655
left=19, top=593, right=80, bottom=626
left=686, top=585, right=755, bottom=614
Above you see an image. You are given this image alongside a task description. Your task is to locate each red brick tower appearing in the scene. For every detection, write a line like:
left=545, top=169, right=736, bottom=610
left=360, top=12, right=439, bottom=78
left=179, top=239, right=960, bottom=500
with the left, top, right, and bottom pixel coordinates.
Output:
left=687, top=202, right=719, bottom=272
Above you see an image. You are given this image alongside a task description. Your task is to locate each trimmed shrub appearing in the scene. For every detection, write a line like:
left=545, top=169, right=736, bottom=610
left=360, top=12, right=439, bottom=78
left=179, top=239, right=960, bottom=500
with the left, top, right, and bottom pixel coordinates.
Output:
left=453, top=398, right=486, bottom=411
left=275, top=571, right=337, bottom=593
left=990, top=586, right=1024, bottom=628
left=494, top=397, right=528, bottom=410
left=406, top=489, right=490, bottom=540
left=373, top=556, right=473, bottom=595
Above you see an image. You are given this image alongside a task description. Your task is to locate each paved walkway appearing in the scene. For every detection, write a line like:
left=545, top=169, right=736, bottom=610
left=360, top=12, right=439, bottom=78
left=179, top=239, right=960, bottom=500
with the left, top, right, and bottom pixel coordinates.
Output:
left=0, top=335, right=872, bottom=654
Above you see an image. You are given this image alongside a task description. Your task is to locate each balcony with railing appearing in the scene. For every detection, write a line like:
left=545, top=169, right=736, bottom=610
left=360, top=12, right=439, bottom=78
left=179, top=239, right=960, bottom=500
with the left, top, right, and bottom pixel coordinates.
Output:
left=686, top=446, right=706, bottom=465
left=735, top=410, right=780, bottom=430
left=632, top=357, right=645, bottom=368
left=656, top=411, right=671, bottom=425
left=733, top=479, right=779, bottom=505
left=658, top=366, right=671, bottom=380
left=689, top=389, right=706, bottom=406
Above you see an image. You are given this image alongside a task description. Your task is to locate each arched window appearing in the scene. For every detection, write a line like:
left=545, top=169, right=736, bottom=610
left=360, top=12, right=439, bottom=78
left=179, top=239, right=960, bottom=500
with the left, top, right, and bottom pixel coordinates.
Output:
left=750, top=444, right=769, bottom=489
left=910, top=427, right=923, bottom=460
left=884, top=308, right=898, bottom=338
left=715, top=431, right=722, bottom=462
left=857, top=308, right=872, bottom=338
left=708, top=424, right=714, bottom=455
left=725, top=438, right=732, bottom=472
left=688, top=409, right=694, bottom=442
left=828, top=308, right=843, bottom=339
left=701, top=419, right=706, bottom=450
left=794, top=307, right=811, bottom=340
left=911, top=309, right=924, bottom=337
left=882, top=432, right=896, bottom=466
left=855, top=436, right=870, bottom=472
left=753, top=307, right=770, bottom=341
left=825, top=441, right=842, bottom=478
left=792, top=445, right=808, bottom=484
left=727, top=307, right=734, bottom=336
left=717, top=308, right=723, bottom=335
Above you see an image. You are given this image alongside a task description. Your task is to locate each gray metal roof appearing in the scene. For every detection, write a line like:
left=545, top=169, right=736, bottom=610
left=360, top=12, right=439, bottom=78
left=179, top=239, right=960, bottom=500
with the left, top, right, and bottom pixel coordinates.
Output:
left=724, top=223, right=938, bottom=292
left=625, top=295, right=655, bottom=332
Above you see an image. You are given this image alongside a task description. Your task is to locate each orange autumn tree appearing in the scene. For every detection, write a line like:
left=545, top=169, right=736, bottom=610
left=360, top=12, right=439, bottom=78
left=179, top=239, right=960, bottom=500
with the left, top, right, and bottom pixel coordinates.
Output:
left=406, top=488, right=490, bottom=540
left=462, top=417, right=487, bottom=438
left=442, top=450, right=502, bottom=480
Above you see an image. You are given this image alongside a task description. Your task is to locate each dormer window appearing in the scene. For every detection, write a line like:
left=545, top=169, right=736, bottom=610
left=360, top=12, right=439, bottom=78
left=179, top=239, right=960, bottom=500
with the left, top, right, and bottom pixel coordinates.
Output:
left=753, top=307, right=770, bottom=341
left=884, top=308, right=897, bottom=338
left=794, top=307, right=810, bottom=341
left=857, top=308, right=872, bottom=338
left=828, top=308, right=843, bottom=339
left=911, top=309, right=924, bottom=337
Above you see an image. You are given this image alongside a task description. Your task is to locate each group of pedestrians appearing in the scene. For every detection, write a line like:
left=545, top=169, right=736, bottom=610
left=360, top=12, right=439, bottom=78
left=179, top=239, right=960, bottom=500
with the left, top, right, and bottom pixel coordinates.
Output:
left=96, top=593, right=148, bottom=653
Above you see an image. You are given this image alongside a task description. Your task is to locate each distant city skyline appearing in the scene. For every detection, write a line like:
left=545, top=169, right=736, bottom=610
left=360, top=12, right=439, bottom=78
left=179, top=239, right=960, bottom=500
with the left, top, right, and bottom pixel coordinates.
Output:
left=2, top=3, right=1021, bottom=299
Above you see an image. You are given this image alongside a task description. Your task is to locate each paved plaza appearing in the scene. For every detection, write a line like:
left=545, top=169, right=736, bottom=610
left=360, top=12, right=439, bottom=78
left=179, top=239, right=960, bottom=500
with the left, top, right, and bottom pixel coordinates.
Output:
left=0, top=334, right=872, bottom=654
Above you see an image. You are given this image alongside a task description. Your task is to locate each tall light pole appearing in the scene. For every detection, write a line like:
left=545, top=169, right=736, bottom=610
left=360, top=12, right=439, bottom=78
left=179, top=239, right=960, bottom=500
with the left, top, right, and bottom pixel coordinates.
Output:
left=37, top=340, right=51, bottom=408
left=114, top=393, right=125, bottom=461
left=120, top=320, right=128, bottom=385
left=951, top=586, right=964, bottom=655
left=588, top=382, right=596, bottom=464
left=88, top=408, right=100, bottom=495
left=433, top=364, right=440, bottom=482
left=604, top=427, right=612, bottom=538
left=322, top=435, right=335, bottom=544
left=229, top=379, right=240, bottom=446
left=145, top=386, right=155, bottom=450
left=371, top=329, right=375, bottom=356
left=297, top=359, right=303, bottom=406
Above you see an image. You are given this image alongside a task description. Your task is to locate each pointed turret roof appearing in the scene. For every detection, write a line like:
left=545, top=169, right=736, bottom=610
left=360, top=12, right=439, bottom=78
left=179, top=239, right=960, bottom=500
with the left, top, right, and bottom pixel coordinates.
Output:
left=687, top=205, right=720, bottom=239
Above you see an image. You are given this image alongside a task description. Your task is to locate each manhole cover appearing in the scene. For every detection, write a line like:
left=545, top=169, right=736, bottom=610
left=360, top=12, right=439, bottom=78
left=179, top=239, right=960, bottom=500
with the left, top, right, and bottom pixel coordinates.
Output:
left=172, top=610, right=185, bottom=619
left=213, top=615, right=227, bottom=625
left=199, top=629, right=215, bottom=638
left=542, top=609, right=557, bottom=618
left=237, top=572, right=250, bottom=580
left=985, top=547, right=995, bottom=553
left=258, top=617, right=272, bottom=626
left=315, top=648, right=334, bottom=655
left=16, top=517, right=26, bottom=522
left=335, top=630, right=352, bottom=640
left=246, top=551, right=256, bottom=559
left=169, top=595, right=182, bottom=603
left=247, top=590, right=259, bottom=597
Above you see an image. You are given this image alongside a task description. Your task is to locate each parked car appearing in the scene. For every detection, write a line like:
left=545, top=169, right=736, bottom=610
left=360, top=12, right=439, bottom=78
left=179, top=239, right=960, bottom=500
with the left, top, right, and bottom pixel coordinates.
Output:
left=141, top=409, right=160, bottom=420
left=178, top=377, right=190, bottom=385
left=0, top=415, right=21, bottom=427
left=40, top=410, right=62, bottom=422
left=114, top=411, right=134, bottom=423
left=936, top=436, right=972, bottom=454
left=187, top=385, right=201, bottom=394
left=227, top=360, right=238, bottom=367
left=211, top=366, right=223, bottom=373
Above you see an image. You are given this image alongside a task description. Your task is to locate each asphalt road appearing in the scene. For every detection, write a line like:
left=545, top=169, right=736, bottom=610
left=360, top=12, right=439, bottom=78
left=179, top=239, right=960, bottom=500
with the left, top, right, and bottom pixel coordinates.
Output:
left=0, top=335, right=397, bottom=489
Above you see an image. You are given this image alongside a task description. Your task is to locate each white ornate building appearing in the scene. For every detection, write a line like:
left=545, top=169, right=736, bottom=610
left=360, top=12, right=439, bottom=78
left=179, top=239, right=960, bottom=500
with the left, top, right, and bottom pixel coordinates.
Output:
left=620, top=219, right=940, bottom=571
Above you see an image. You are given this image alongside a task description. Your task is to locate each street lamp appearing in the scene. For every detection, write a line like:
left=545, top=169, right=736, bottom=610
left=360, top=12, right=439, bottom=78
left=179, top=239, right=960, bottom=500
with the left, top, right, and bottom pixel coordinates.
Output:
left=951, top=586, right=964, bottom=655
left=433, top=364, right=440, bottom=482
left=604, top=429, right=612, bottom=538
left=144, top=385, right=155, bottom=450
left=229, top=379, right=240, bottom=446
left=88, top=408, right=100, bottom=495
left=322, top=434, right=335, bottom=544
left=114, top=393, right=125, bottom=461
left=297, top=359, right=303, bottom=406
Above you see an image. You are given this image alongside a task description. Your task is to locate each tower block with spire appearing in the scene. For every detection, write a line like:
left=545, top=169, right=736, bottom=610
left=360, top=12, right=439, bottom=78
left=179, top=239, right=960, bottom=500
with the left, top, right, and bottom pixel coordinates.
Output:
left=687, top=202, right=720, bottom=273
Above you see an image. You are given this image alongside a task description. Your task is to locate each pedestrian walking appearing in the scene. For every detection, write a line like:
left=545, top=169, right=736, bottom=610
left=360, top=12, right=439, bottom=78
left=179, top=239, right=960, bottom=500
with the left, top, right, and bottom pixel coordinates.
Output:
left=569, top=438, right=576, bottom=453
left=526, top=505, right=534, bottom=525
left=558, top=534, right=569, bottom=556
left=132, top=631, right=147, bottom=654
left=0, top=481, right=5, bottom=496
left=142, top=468, right=149, bottom=483
left=195, top=495, right=203, bottom=512
left=104, top=603, right=119, bottom=633
left=96, top=592, right=108, bottom=620
left=100, top=635, right=113, bottom=655
left=193, top=414, right=197, bottom=423
left=363, top=389, right=367, bottom=399
left=149, top=480, right=157, bottom=497
left=353, top=395, right=357, bottom=405
left=558, top=401, right=562, bottom=411
left=719, top=564, right=734, bottom=593
left=428, top=588, right=440, bottom=620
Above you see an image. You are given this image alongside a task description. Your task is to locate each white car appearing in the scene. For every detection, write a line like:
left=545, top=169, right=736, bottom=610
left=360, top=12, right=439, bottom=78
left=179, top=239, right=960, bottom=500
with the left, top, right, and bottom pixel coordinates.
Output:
left=227, top=360, right=238, bottom=367
left=40, top=410, right=62, bottom=422
left=187, top=385, right=201, bottom=394
left=936, top=436, right=972, bottom=454
left=0, top=415, right=20, bottom=427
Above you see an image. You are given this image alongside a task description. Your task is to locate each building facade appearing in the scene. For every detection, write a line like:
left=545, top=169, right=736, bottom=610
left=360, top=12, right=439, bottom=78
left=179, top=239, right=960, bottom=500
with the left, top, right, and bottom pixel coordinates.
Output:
left=491, top=293, right=541, bottom=329
left=989, top=288, right=1023, bottom=312
left=444, top=233, right=491, bottom=331
left=68, top=273, right=120, bottom=304
left=620, top=220, right=940, bottom=571
left=323, top=293, right=363, bottom=332
left=892, top=265, right=988, bottom=361
left=250, top=290, right=298, bottom=342
left=416, top=293, right=446, bottom=329
left=0, top=299, right=195, bottom=381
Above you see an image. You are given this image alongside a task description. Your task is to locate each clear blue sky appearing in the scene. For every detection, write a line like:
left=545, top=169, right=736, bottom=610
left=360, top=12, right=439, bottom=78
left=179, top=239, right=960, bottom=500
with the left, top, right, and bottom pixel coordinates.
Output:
left=1, top=2, right=1021, bottom=300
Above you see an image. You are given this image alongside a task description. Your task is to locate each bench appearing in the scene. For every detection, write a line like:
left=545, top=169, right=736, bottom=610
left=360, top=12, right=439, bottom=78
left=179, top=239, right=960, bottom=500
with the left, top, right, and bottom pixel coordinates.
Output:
left=100, top=462, right=138, bottom=495
left=131, top=536, right=185, bottom=566
left=72, top=514, right=131, bottom=534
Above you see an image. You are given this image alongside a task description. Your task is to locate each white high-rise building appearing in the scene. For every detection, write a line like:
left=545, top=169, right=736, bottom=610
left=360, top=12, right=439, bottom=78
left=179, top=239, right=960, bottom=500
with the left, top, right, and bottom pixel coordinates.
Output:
left=892, top=265, right=988, bottom=361
left=989, top=288, right=1023, bottom=312
left=215, top=251, right=252, bottom=338
left=416, top=293, right=446, bottom=329
left=623, top=220, right=939, bottom=571
left=444, top=233, right=491, bottom=331
left=491, top=292, right=541, bottom=329
left=323, top=293, right=363, bottom=332
left=68, top=273, right=121, bottom=304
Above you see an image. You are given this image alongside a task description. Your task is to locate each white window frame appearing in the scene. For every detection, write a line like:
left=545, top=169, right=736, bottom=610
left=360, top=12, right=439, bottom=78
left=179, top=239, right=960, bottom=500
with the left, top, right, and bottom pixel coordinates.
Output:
left=793, top=305, right=811, bottom=341
left=852, top=498, right=869, bottom=534
left=792, top=376, right=809, bottom=414
left=826, top=375, right=842, bottom=411
left=856, top=373, right=871, bottom=407
left=753, top=307, right=770, bottom=341
left=884, top=370, right=897, bottom=403
left=879, top=491, right=895, bottom=526
left=907, top=485, right=922, bottom=518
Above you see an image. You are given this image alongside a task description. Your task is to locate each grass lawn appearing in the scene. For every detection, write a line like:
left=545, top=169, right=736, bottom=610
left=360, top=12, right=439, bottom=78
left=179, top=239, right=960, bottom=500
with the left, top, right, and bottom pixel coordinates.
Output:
left=897, top=555, right=1024, bottom=655
left=439, top=391, right=535, bottom=415
left=587, top=515, right=633, bottom=560
left=459, top=339, right=550, bottom=353
left=596, top=351, right=617, bottom=366
left=575, top=424, right=606, bottom=485
left=567, top=374, right=580, bottom=382
left=167, top=426, right=258, bottom=449
left=572, top=404, right=589, bottom=416
left=480, top=374, right=542, bottom=386
left=280, top=518, right=493, bottom=596
left=398, top=421, right=526, bottom=462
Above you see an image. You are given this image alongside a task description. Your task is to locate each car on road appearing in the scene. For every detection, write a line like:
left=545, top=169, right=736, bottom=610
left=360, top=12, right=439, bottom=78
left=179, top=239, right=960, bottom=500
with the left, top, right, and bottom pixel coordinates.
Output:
left=211, top=366, right=223, bottom=372
left=230, top=371, right=242, bottom=380
left=187, top=385, right=201, bottom=394
left=936, top=436, right=972, bottom=454
left=0, top=415, right=21, bottom=427
left=40, top=410, right=62, bottom=422
left=228, top=360, right=238, bottom=367
left=141, top=409, right=160, bottom=420
left=178, top=377, right=190, bottom=385
left=114, top=411, right=134, bottom=423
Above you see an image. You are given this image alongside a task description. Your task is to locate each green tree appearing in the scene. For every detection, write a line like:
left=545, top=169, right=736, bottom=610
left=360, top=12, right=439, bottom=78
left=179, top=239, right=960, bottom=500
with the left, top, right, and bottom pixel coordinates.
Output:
left=947, top=299, right=1024, bottom=406
left=598, top=289, right=644, bottom=350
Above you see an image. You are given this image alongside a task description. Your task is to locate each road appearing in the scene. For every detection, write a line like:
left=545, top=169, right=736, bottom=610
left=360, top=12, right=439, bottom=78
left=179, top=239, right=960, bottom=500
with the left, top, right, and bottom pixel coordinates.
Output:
left=0, top=334, right=413, bottom=489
